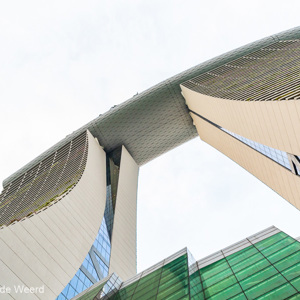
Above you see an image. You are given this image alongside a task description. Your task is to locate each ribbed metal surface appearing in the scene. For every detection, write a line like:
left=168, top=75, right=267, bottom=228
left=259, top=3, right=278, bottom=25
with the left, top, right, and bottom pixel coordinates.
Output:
left=3, top=26, right=300, bottom=188
left=182, top=40, right=300, bottom=101
left=0, top=131, right=88, bottom=227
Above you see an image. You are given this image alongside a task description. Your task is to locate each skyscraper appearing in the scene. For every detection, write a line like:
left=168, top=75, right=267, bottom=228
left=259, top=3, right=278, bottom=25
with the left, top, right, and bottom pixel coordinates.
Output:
left=0, top=26, right=300, bottom=299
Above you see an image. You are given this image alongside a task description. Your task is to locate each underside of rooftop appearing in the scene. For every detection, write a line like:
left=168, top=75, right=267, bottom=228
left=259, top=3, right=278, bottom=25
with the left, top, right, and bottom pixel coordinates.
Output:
left=3, top=26, right=300, bottom=188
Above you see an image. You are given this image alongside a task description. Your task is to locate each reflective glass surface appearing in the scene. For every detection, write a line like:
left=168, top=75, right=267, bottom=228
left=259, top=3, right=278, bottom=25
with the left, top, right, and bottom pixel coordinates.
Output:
left=56, top=218, right=111, bottom=300
left=108, top=254, right=189, bottom=300
left=56, top=153, right=119, bottom=300
left=222, top=128, right=291, bottom=170
left=80, top=231, right=300, bottom=300
left=105, top=156, right=120, bottom=239
left=191, top=232, right=300, bottom=300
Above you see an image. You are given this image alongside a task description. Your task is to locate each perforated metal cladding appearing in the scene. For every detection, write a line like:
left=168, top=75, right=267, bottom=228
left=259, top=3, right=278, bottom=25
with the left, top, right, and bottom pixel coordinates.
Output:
left=182, top=40, right=300, bottom=101
left=3, top=26, right=300, bottom=187
left=0, top=131, right=88, bottom=227
left=87, top=81, right=197, bottom=165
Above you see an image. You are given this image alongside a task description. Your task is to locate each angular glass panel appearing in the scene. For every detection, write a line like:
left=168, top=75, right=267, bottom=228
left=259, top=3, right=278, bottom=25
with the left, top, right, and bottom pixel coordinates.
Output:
left=57, top=212, right=111, bottom=299
left=268, top=243, right=300, bottom=264
left=235, top=258, right=270, bottom=281
left=206, top=282, right=242, bottom=300
left=159, top=255, right=188, bottom=286
left=114, top=254, right=189, bottom=300
left=190, top=271, right=203, bottom=296
left=221, top=129, right=291, bottom=170
left=227, top=246, right=258, bottom=266
left=162, top=260, right=188, bottom=275
left=230, top=293, right=248, bottom=300
left=136, top=272, right=161, bottom=291
left=160, top=265, right=188, bottom=286
left=200, top=259, right=229, bottom=281
left=67, top=286, right=75, bottom=299
left=131, top=282, right=159, bottom=300
left=282, top=262, right=300, bottom=281
left=104, top=155, right=120, bottom=240
left=77, top=282, right=106, bottom=300
left=163, top=272, right=188, bottom=288
left=239, top=265, right=278, bottom=290
left=156, top=281, right=189, bottom=300
left=260, top=237, right=294, bottom=257
left=191, top=292, right=205, bottom=300
left=254, top=232, right=287, bottom=251
left=115, top=289, right=135, bottom=299
left=274, top=250, right=300, bottom=272
left=204, top=275, right=237, bottom=298
left=255, top=282, right=297, bottom=300
left=244, top=274, right=287, bottom=299
left=140, top=268, right=162, bottom=282
left=163, top=254, right=187, bottom=271
left=202, top=268, right=233, bottom=289
left=286, top=294, right=300, bottom=300
left=119, top=282, right=138, bottom=295
left=231, top=253, right=265, bottom=274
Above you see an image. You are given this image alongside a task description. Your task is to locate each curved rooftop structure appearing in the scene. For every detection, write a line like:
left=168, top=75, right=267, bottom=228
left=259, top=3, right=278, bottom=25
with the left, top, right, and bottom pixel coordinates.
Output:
left=4, top=25, right=300, bottom=188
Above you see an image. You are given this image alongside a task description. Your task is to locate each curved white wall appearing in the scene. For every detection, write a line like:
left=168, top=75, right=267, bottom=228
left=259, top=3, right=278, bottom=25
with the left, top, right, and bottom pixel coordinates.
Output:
left=109, top=146, right=139, bottom=281
left=0, top=130, right=107, bottom=299
left=181, top=86, right=300, bottom=155
left=181, top=86, right=300, bottom=210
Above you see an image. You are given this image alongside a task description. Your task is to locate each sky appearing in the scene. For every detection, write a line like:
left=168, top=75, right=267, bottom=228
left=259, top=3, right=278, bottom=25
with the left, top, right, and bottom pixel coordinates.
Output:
left=0, top=0, right=300, bottom=273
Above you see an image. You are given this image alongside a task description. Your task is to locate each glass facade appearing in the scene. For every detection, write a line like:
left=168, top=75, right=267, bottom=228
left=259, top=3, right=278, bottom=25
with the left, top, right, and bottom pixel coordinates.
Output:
left=74, top=229, right=300, bottom=300
left=104, top=156, right=120, bottom=239
left=56, top=218, right=111, bottom=300
left=190, top=232, right=300, bottom=299
left=57, top=153, right=121, bottom=300
left=112, top=254, right=189, bottom=300
left=189, top=110, right=300, bottom=175
left=221, top=128, right=294, bottom=171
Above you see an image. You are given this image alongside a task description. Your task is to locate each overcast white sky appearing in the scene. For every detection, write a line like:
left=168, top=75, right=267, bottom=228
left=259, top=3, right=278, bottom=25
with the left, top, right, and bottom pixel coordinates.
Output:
left=0, top=1, right=300, bottom=273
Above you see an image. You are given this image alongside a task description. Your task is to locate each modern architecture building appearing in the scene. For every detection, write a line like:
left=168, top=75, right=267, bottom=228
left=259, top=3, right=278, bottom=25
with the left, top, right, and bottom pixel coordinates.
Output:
left=0, top=26, right=300, bottom=299
left=74, top=226, right=300, bottom=300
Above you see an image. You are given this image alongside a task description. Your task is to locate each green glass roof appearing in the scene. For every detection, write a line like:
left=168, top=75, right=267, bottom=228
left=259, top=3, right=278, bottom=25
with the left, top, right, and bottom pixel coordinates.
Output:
left=73, top=227, right=300, bottom=300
